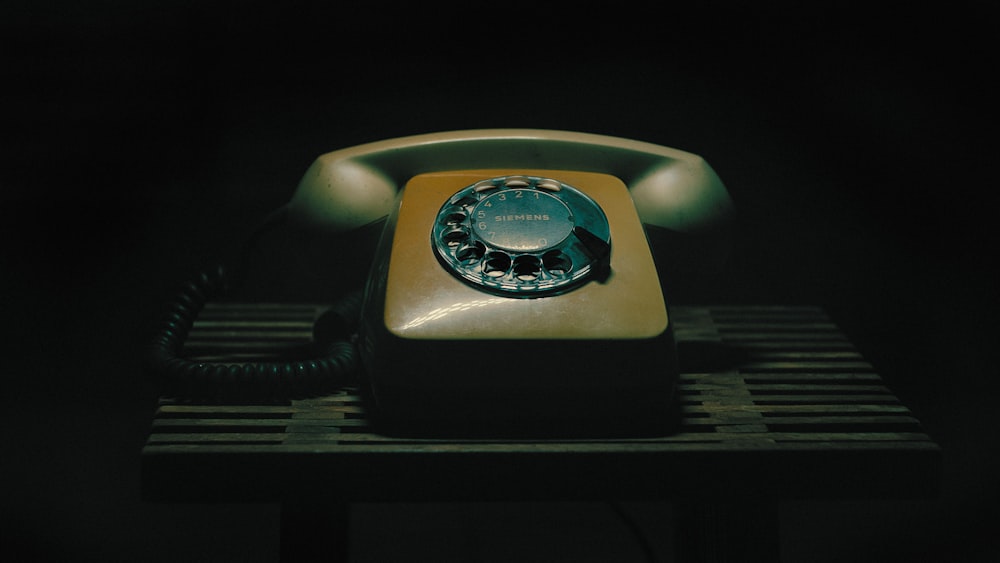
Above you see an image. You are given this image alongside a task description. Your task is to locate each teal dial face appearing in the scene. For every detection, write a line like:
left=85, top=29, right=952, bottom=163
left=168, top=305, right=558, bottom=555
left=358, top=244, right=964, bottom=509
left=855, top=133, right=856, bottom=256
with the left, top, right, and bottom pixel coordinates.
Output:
left=431, top=175, right=610, bottom=297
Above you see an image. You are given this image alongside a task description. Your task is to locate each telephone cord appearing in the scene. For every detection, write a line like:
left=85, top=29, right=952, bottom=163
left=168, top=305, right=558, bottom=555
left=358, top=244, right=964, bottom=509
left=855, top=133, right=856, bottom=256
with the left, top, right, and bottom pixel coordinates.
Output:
left=147, top=205, right=364, bottom=400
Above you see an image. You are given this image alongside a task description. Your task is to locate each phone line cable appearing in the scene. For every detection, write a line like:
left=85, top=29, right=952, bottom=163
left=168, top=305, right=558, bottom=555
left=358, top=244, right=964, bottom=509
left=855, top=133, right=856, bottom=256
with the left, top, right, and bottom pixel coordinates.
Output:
left=146, top=206, right=364, bottom=400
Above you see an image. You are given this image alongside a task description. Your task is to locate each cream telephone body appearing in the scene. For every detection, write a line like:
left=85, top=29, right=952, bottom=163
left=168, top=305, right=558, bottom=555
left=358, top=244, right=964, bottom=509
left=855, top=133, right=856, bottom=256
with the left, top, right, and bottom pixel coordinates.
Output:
left=151, top=130, right=734, bottom=436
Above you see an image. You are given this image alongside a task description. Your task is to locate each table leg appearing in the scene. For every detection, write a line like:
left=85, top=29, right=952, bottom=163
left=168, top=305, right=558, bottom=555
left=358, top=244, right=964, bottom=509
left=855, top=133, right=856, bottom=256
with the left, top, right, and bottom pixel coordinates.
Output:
left=674, top=501, right=780, bottom=563
left=280, top=502, right=351, bottom=563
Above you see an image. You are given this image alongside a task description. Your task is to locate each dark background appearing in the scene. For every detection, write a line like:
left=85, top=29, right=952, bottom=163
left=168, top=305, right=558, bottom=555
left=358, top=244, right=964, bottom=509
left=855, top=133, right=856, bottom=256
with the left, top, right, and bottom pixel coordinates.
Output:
left=2, top=1, right=997, bottom=561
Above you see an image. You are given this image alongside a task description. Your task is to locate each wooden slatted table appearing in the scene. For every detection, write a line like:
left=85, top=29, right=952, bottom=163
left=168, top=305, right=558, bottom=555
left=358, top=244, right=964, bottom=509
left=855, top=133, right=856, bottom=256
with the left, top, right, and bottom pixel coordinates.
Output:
left=141, top=304, right=941, bottom=562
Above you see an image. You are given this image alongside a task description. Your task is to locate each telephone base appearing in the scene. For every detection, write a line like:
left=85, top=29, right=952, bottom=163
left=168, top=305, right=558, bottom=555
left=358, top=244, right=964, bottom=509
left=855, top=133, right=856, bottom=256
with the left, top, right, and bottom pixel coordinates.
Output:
left=360, top=331, right=680, bottom=438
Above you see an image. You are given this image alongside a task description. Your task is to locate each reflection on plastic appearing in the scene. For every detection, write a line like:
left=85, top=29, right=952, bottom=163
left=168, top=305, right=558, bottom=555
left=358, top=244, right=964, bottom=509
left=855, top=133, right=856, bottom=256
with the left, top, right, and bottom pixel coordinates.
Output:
left=399, top=297, right=506, bottom=331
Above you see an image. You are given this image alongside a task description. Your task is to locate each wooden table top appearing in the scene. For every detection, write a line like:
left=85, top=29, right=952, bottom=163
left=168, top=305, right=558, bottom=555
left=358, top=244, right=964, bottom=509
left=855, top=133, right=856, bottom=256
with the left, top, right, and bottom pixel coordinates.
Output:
left=141, top=304, right=941, bottom=504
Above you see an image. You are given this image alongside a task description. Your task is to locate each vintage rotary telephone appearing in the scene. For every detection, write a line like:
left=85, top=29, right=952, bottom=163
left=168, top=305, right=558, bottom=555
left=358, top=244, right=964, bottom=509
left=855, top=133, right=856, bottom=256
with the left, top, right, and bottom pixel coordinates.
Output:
left=149, top=129, right=734, bottom=436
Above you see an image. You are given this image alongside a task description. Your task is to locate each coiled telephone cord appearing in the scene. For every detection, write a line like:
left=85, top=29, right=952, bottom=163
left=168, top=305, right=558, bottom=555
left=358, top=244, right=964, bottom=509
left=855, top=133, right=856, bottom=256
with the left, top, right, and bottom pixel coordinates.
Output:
left=147, top=263, right=363, bottom=400
left=147, top=207, right=363, bottom=400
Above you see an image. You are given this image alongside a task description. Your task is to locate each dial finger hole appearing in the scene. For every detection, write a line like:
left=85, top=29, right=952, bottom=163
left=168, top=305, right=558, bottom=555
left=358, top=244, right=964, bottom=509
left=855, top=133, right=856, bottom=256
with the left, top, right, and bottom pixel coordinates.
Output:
left=456, top=241, right=485, bottom=263
left=473, top=180, right=499, bottom=193
left=450, top=195, right=477, bottom=208
left=513, top=255, right=542, bottom=281
left=542, top=250, right=572, bottom=276
left=442, top=226, right=468, bottom=246
left=483, top=252, right=512, bottom=277
left=440, top=206, right=468, bottom=226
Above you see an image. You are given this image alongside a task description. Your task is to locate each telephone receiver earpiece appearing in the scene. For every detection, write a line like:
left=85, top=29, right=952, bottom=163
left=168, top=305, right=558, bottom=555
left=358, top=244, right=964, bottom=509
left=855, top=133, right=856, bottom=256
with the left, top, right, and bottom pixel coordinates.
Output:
left=287, top=129, right=734, bottom=238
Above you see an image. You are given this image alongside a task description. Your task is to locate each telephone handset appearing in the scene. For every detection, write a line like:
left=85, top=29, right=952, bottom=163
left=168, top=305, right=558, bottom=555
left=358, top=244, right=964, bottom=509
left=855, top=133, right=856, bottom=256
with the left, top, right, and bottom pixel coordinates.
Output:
left=150, top=130, right=734, bottom=436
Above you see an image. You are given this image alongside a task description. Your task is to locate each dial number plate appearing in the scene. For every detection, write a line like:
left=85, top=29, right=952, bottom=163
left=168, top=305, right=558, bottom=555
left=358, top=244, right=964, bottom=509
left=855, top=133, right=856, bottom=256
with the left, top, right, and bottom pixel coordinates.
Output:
left=431, top=175, right=611, bottom=296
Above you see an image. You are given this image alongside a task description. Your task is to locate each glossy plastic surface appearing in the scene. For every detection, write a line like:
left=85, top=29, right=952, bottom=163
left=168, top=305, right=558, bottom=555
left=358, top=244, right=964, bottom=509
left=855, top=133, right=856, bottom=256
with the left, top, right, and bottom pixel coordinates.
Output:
left=379, top=169, right=667, bottom=341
